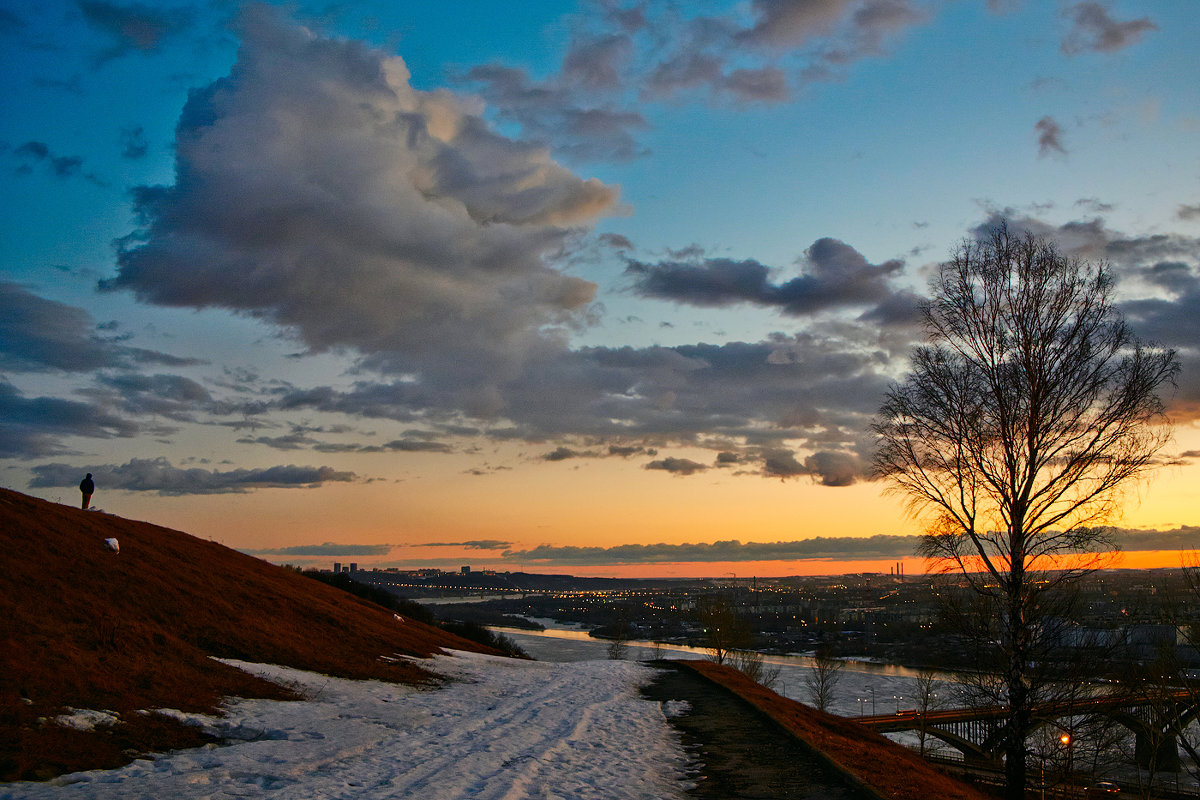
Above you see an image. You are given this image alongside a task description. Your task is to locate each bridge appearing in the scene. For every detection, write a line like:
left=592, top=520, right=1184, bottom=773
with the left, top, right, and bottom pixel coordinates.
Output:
left=853, top=690, right=1200, bottom=770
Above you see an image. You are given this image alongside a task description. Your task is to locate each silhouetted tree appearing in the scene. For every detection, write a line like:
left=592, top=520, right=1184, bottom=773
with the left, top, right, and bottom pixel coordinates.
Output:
left=804, top=647, right=843, bottom=712
left=697, top=594, right=751, bottom=666
left=873, top=222, right=1177, bottom=799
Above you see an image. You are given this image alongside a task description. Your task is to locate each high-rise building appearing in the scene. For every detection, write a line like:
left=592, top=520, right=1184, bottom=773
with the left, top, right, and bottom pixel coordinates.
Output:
left=349, top=562, right=358, bottom=573
left=333, top=562, right=341, bottom=574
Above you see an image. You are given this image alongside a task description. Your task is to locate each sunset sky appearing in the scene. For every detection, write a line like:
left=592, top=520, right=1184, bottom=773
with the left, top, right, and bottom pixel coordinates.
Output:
left=2, top=0, right=1198, bottom=578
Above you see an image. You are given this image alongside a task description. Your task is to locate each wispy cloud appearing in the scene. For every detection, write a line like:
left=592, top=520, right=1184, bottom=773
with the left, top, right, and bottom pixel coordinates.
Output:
left=1035, top=116, right=1067, bottom=158
left=1060, top=2, right=1156, bottom=55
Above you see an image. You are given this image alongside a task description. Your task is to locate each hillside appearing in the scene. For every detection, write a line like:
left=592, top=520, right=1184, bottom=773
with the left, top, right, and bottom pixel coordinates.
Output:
left=0, top=487, right=494, bottom=781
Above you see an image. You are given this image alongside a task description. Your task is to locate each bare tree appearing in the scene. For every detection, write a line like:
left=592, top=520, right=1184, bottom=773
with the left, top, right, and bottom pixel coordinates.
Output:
left=913, top=668, right=943, bottom=756
left=729, top=648, right=782, bottom=691
left=873, top=222, right=1178, bottom=800
left=698, top=594, right=751, bottom=666
left=804, top=647, right=844, bottom=712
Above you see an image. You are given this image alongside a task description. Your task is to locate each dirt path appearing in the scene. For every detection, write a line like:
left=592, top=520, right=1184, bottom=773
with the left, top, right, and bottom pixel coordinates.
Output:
left=643, top=663, right=875, bottom=799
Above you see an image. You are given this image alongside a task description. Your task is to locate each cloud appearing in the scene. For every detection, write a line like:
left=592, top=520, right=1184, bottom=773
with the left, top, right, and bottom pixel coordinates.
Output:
left=246, top=542, right=392, bottom=556
left=11, top=141, right=102, bottom=184
left=92, top=373, right=215, bottom=421
left=493, top=526, right=1200, bottom=567
left=76, top=0, right=193, bottom=62
left=468, top=1, right=931, bottom=158
left=645, top=456, right=707, bottom=475
left=420, top=540, right=513, bottom=550
left=625, top=238, right=905, bottom=315
left=1100, top=526, right=1200, bottom=553
left=1179, top=204, right=1200, bottom=222
left=0, top=283, right=199, bottom=376
left=276, top=331, right=898, bottom=476
left=103, top=9, right=616, bottom=423
left=502, top=535, right=925, bottom=565
left=543, top=446, right=580, bottom=461
left=1035, top=116, right=1067, bottom=157
left=1061, top=2, right=1156, bottom=55
left=970, top=207, right=1200, bottom=421
left=1, top=282, right=121, bottom=372
left=29, top=457, right=358, bottom=495
left=120, top=125, right=148, bottom=159
left=0, top=380, right=142, bottom=458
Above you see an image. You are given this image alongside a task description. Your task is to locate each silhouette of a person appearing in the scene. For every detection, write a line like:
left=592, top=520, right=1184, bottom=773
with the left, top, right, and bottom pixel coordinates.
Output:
left=79, top=473, right=94, bottom=510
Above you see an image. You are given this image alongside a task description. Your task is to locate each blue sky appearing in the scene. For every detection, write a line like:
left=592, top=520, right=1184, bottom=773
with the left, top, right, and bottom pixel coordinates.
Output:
left=2, top=0, right=1198, bottom=574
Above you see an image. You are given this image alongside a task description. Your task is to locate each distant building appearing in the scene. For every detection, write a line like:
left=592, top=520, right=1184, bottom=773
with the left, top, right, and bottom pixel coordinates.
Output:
left=333, top=562, right=341, bottom=574
left=461, top=566, right=471, bottom=575
left=349, top=562, right=358, bottom=573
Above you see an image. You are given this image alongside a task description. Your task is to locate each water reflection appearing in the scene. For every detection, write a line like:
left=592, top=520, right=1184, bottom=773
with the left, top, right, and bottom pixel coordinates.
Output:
left=489, top=622, right=961, bottom=720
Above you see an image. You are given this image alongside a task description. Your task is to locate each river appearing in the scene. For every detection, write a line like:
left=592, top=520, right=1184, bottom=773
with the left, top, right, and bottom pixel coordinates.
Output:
left=489, top=619, right=962, bottom=720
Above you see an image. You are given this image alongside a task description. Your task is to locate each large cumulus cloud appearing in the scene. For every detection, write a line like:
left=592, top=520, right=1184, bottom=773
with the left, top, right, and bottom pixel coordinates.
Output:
left=103, top=8, right=617, bottom=418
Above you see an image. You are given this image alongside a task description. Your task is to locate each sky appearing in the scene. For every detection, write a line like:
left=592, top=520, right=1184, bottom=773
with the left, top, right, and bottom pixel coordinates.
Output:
left=2, top=0, right=1198, bottom=578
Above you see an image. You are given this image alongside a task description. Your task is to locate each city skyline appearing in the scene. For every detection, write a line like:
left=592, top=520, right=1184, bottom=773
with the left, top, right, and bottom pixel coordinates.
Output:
left=2, top=0, right=1197, bottom=577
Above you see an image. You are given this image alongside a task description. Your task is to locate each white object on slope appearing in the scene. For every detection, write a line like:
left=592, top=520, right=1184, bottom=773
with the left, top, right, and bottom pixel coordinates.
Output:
left=103, top=538, right=118, bottom=553
left=2, top=652, right=691, bottom=800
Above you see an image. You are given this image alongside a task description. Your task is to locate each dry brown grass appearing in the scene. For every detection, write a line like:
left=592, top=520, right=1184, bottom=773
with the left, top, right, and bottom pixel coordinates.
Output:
left=679, top=659, right=992, bottom=800
left=0, top=487, right=495, bottom=781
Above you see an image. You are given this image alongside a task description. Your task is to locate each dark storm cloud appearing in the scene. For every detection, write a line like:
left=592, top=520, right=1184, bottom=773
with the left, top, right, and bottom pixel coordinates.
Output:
left=104, top=9, right=616, bottom=422
left=625, top=239, right=905, bottom=315
left=0, top=380, right=142, bottom=458
left=502, top=535, right=924, bottom=566
left=246, top=542, right=392, bottom=556
left=76, top=0, right=193, bottom=61
left=29, top=457, right=357, bottom=495
left=1060, top=2, right=1156, bottom=55
left=1035, top=116, right=1067, bottom=157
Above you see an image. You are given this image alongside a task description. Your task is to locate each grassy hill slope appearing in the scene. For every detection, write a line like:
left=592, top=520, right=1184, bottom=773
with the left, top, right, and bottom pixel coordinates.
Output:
left=0, top=487, right=493, bottom=780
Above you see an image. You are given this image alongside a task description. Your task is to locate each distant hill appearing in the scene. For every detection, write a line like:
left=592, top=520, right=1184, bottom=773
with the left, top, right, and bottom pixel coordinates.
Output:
left=0, top=487, right=494, bottom=780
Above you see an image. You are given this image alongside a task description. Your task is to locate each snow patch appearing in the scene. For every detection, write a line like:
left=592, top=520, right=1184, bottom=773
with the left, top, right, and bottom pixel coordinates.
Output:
left=6, top=653, right=691, bottom=800
left=47, top=709, right=119, bottom=732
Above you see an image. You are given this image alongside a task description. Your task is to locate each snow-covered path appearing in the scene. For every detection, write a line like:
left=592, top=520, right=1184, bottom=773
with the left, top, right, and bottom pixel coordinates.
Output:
left=2, top=653, right=692, bottom=800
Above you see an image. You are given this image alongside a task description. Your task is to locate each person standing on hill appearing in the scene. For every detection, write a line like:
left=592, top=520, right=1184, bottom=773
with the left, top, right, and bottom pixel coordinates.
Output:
left=79, top=473, right=94, bottom=510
